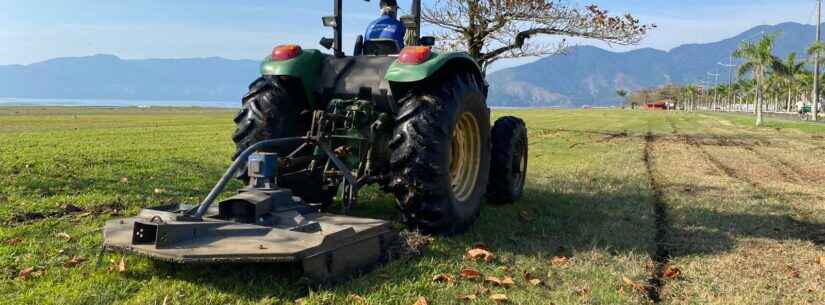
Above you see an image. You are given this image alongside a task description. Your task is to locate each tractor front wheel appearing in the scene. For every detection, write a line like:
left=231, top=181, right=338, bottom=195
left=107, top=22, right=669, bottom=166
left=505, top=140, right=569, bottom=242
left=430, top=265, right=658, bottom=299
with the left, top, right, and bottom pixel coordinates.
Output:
left=389, top=72, right=490, bottom=235
left=486, top=116, right=528, bottom=204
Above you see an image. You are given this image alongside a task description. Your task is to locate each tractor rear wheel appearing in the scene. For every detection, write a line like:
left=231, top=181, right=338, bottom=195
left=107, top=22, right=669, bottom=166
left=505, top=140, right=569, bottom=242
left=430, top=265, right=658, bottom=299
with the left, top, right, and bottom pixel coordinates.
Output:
left=486, top=116, right=528, bottom=204
left=232, top=76, right=335, bottom=207
left=389, top=72, right=490, bottom=235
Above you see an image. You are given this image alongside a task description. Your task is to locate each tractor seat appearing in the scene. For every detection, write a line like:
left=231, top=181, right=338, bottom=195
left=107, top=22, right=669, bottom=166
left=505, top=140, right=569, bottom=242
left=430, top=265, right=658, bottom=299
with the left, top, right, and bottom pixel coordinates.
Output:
left=362, top=39, right=401, bottom=56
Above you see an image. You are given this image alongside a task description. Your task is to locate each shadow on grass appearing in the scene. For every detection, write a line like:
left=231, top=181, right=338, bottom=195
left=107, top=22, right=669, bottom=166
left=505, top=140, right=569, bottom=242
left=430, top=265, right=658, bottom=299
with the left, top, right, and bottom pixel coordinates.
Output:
left=114, top=174, right=663, bottom=301
left=90, top=169, right=825, bottom=301
left=665, top=206, right=825, bottom=257
left=111, top=172, right=825, bottom=300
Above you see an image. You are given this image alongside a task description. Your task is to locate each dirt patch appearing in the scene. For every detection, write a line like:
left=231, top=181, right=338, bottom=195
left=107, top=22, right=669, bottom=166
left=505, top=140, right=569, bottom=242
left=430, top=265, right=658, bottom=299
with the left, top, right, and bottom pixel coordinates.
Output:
left=598, top=131, right=629, bottom=142
left=642, top=132, right=671, bottom=303
left=530, top=128, right=634, bottom=139
left=690, top=135, right=771, bottom=147
left=5, top=202, right=125, bottom=225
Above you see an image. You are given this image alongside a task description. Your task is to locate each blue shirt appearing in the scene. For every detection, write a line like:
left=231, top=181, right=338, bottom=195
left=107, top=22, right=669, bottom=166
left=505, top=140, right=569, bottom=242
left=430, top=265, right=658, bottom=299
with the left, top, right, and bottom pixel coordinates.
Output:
left=365, top=15, right=406, bottom=48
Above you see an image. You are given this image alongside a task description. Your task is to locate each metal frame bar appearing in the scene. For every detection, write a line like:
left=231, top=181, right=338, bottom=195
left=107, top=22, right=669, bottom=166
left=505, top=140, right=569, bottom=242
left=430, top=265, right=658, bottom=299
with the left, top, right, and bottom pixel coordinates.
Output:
left=333, top=0, right=344, bottom=57
left=188, top=136, right=355, bottom=220
left=411, top=0, right=421, bottom=45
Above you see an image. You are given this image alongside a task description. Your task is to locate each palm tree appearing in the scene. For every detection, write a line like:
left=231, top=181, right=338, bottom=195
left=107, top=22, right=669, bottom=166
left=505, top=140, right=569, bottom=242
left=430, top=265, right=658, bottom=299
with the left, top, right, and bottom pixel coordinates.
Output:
left=685, top=85, right=700, bottom=112
left=808, top=41, right=825, bottom=119
left=616, top=89, right=629, bottom=108
left=773, top=52, right=806, bottom=112
left=734, top=33, right=780, bottom=126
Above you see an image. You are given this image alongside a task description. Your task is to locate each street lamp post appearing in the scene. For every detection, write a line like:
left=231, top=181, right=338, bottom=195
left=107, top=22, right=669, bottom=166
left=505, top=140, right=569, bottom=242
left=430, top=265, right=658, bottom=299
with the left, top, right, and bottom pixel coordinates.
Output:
left=814, top=0, right=821, bottom=121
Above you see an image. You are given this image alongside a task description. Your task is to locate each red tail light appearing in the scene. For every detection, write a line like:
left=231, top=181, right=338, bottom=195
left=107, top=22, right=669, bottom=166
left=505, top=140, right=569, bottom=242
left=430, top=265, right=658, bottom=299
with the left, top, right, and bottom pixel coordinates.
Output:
left=398, top=46, right=432, bottom=65
left=271, top=44, right=302, bottom=61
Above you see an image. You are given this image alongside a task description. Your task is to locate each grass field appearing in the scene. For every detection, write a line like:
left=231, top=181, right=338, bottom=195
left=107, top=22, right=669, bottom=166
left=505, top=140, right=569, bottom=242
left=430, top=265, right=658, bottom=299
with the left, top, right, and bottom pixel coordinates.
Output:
left=1, top=107, right=824, bottom=305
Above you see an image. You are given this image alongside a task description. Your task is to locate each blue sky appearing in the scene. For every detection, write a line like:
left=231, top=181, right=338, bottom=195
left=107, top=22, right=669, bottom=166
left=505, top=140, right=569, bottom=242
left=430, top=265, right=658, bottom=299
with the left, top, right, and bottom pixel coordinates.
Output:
left=1, top=0, right=818, bottom=70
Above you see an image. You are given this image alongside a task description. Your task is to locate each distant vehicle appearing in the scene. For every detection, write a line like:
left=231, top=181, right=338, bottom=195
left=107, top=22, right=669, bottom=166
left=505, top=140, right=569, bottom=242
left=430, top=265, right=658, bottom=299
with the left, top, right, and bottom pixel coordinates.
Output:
left=643, top=100, right=668, bottom=110
left=582, top=105, right=592, bottom=109
left=799, top=105, right=811, bottom=120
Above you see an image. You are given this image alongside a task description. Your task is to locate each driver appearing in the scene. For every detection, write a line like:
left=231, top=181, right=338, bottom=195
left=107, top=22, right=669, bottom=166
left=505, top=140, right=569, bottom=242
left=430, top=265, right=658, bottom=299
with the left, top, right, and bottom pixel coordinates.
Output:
left=365, top=0, right=407, bottom=49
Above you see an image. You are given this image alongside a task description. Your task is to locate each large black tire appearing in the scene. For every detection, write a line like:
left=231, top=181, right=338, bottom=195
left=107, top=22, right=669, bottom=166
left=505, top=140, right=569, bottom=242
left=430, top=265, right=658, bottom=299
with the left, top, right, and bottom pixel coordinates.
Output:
left=389, top=72, right=491, bottom=235
left=486, top=116, right=528, bottom=204
left=232, top=76, right=335, bottom=206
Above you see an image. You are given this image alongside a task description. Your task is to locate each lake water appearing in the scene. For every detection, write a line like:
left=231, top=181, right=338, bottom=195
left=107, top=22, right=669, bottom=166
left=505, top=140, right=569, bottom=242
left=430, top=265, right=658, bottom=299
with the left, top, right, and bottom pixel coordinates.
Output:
left=0, top=97, right=239, bottom=108
left=0, top=97, right=579, bottom=110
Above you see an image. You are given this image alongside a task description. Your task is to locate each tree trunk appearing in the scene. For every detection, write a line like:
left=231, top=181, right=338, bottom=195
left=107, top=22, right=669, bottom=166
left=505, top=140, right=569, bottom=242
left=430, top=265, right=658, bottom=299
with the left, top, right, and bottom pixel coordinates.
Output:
left=787, top=85, right=792, bottom=112
left=756, top=74, right=764, bottom=126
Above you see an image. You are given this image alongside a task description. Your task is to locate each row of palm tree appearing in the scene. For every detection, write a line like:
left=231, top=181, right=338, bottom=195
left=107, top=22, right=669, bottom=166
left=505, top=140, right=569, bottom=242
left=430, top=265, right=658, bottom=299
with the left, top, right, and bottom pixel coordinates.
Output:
left=623, top=33, right=824, bottom=126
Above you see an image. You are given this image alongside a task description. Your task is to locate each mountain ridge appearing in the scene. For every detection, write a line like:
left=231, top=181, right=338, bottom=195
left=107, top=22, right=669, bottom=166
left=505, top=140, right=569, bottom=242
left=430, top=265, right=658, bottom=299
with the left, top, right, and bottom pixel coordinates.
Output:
left=487, top=21, right=819, bottom=106
left=0, top=21, right=818, bottom=107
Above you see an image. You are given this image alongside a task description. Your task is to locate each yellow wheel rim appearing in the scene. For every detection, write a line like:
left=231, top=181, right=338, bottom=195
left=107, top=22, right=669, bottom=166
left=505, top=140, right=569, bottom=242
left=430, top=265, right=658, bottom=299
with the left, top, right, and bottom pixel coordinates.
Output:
left=449, top=112, right=481, bottom=202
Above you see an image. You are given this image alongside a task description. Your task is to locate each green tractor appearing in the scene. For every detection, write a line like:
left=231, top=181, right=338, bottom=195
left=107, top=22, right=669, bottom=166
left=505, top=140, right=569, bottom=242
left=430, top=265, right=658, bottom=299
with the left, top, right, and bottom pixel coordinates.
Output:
left=103, top=0, right=527, bottom=281
left=233, top=0, right=528, bottom=234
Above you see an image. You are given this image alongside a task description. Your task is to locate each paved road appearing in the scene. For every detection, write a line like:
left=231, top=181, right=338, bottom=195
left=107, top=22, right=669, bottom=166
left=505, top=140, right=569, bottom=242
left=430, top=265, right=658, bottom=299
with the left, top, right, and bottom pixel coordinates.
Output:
left=711, top=110, right=825, bottom=124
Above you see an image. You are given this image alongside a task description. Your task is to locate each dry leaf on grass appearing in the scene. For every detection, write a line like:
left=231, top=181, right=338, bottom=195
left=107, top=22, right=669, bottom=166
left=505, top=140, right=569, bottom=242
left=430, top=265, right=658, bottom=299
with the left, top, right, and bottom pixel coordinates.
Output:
left=6, top=238, right=23, bottom=246
left=501, top=276, right=515, bottom=287
left=460, top=268, right=482, bottom=280
left=107, top=257, right=127, bottom=273
left=485, top=276, right=503, bottom=286
left=663, top=265, right=681, bottom=279
left=64, top=256, right=86, bottom=268
left=432, top=273, right=454, bottom=283
left=18, top=267, right=35, bottom=280
left=788, top=270, right=801, bottom=278
left=523, top=272, right=544, bottom=286
left=413, top=296, right=428, bottom=305
left=457, top=294, right=477, bottom=301
left=519, top=210, right=535, bottom=222
left=622, top=276, right=645, bottom=292
left=120, top=177, right=129, bottom=183
left=489, top=294, right=508, bottom=303
left=550, top=256, right=569, bottom=266
left=475, top=285, right=490, bottom=295
left=465, top=248, right=495, bottom=263
left=349, top=294, right=367, bottom=304
left=56, top=232, right=72, bottom=241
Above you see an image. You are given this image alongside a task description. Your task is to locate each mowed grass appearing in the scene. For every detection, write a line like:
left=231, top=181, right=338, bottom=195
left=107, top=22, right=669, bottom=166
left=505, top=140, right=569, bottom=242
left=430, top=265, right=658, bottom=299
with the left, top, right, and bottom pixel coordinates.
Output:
left=0, top=107, right=823, bottom=305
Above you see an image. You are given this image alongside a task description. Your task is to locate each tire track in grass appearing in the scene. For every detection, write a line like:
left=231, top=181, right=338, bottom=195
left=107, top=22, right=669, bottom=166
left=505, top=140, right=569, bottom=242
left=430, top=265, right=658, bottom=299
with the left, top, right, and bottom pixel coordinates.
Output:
left=714, top=127, right=822, bottom=185
left=680, top=130, right=825, bottom=243
left=642, top=131, right=670, bottom=303
left=683, top=135, right=764, bottom=191
left=739, top=145, right=811, bottom=184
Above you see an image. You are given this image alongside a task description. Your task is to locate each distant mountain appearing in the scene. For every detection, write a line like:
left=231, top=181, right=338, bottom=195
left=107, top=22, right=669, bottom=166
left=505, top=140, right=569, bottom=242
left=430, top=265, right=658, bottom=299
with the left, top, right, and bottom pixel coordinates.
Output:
left=0, top=22, right=818, bottom=107
left=0, top=55, right=259, bottom=103
left=487, top=22, right=819, bottom=107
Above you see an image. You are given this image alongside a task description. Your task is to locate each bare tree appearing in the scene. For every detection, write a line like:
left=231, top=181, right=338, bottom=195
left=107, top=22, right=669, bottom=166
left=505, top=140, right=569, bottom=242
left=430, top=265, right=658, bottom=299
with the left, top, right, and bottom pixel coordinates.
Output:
left=423, top=0, right=655, bottom=71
